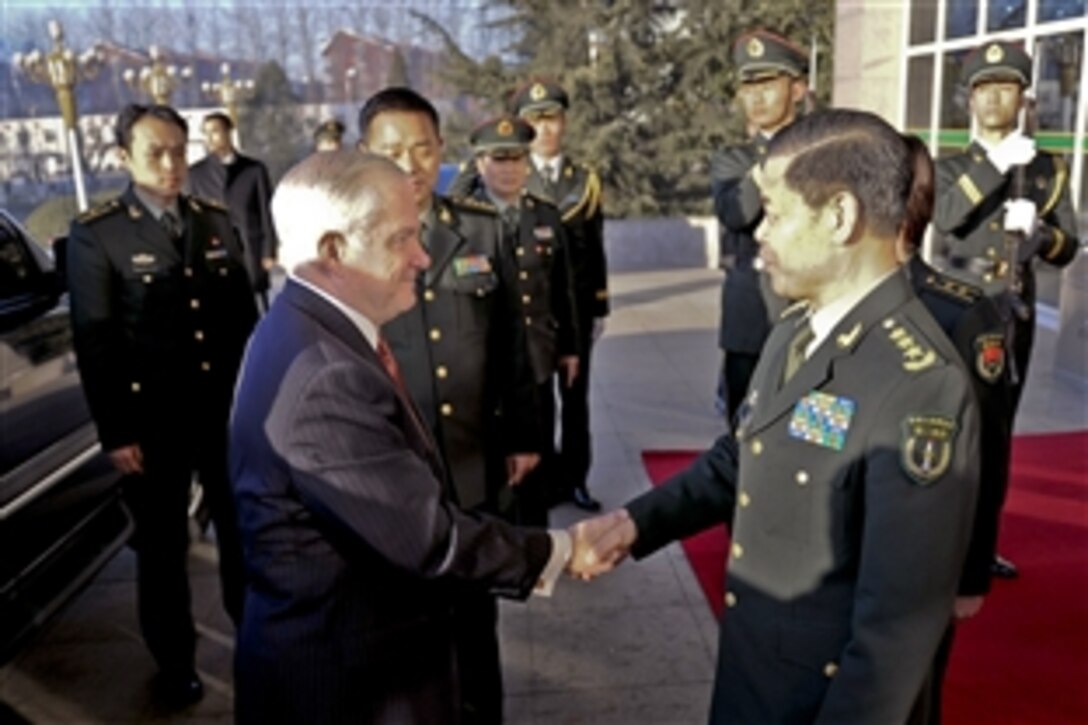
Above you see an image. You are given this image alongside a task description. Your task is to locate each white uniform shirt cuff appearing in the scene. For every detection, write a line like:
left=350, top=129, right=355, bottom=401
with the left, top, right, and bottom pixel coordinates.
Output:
left=534, top=530, right=572, bottom=597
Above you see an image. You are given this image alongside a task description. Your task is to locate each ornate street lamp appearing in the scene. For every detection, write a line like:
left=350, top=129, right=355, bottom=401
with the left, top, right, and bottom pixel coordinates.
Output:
left=12, top=19, right=104, bottom=210
left=201, top=62, right=254, bottom=127
left=123, top=45, right=192, bottom=105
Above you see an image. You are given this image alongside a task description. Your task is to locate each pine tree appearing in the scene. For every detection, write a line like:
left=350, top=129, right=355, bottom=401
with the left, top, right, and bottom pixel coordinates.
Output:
left=237, top=61, right=307, bottom=182
left=387, top=46, right=412, bottom=88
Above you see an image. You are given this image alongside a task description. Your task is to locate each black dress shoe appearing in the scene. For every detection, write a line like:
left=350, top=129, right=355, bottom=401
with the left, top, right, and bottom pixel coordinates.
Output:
left=991, top=554, right=1019, bottom=579
left=154, top=670, right=204, bottom=709
left=572, top=487, right=601, bottom=512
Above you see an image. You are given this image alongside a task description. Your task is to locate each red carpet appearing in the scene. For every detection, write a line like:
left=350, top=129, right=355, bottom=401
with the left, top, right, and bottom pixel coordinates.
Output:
left=643, top=430, right=1088, bottom=724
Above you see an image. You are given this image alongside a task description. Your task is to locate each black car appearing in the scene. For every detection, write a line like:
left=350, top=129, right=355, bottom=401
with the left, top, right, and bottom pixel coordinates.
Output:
left=0, top=209, right=133, bottom=663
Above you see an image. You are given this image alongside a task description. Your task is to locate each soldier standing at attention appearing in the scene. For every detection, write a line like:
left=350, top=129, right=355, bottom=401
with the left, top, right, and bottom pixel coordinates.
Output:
left=710, top=29, right=808, bottom=426
left=467, top=114, right=580, bottom=527
left=514, top=78, right=609, bottom=512
left=932, top=40, right=1079, bottom=578
left=66, top=104, right=258, bottom=709
left=358, top=87, right=542, bottom=725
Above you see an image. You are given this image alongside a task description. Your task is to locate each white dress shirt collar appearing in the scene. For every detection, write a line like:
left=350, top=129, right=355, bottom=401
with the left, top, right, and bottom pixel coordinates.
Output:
left=290, top=274, right=379, bottom=349
left=807, top=268, right=898, bottom=358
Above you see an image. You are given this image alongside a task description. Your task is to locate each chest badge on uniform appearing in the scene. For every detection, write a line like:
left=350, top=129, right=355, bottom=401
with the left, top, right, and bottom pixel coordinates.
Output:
left=788, top=391, right=856, bottom=451
left=901, top=415, right=957, bottom=485
left=130, top=253, right=157, bottom=271
left=453, top=254, right=493, bottom=276
left=974, top=333, right=1006, bottom=383
left=533, top=226, right=554, bottom=240
left=205, top=248, right=228, bottom=261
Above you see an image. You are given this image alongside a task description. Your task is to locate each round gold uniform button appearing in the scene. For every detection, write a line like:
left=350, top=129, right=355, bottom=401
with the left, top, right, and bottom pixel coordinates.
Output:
left=429, top=328, right=441, bottom=341
left=131, top=382, right=141, bottom=393
left=143, top=274, right=153, bottom=283
left=201, top=362, right=211, bottom=372
left=521, top=294, right=531, bottom=304
left=436, top=365, right=448, bottom=379
left=824, top=662, right=839, bottom=678
left=219, top=268, right=228, bottom=276
left=739, top=491, right=751, bottom=507
left=750, top=439, right=763, bottom=456
left=519, top=271, right=529, bottom=280
left=190, top=298, right=200, bottom=309
left=731, top=542, right=744, bottom=559
left=725, top=592, right=737, bottom=608
left=795, top=470, right=809, bottom=486
left=423, top=289, right=436, bottom=302
left=184, top=267, right=193, bottom=277
left=440, top=403, right=453, bottom=416
left=516, top=247, right=525, bottom=257
left=525, top=316, right=532, bottom=325
left=194, top=330, right=204, bottom=341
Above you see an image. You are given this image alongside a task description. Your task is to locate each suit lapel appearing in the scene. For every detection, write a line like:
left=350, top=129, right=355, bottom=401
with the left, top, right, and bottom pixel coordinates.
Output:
left=746, top=270, right=916, bottom=435
left=424, top=199, right=467, bottom=283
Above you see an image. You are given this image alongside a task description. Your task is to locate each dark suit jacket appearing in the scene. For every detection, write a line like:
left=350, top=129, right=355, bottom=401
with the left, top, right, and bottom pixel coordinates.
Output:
left=627, top=270, right=980, bottom=724
left=384, top=195, right=540, bottom=510
left=709, top=138, right=788, bottom=354
left=229, top=280, right=553, bottom=725
left=188, top=153, right=277, bottom=291
left=67, top=186, right=257, bottom=451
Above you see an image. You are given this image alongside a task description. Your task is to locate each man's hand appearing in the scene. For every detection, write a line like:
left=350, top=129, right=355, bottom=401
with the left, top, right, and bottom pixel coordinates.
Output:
left=954, top=595, right=985, bottom=620
left=988, top=132, right=1036, bottom=174
left=109, top=444, right=144, bottom=475
left=506, top=453, right=540, bottom=486
left=559, top=355, right=580, bottom=388
left=567, top=509, right=638, bottom=580
left=1004, top=198, right=1039, bottom=237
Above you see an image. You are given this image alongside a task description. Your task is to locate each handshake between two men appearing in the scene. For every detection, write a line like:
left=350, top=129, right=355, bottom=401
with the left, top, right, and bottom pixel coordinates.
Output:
left=565, top=508, right=639, bottom=581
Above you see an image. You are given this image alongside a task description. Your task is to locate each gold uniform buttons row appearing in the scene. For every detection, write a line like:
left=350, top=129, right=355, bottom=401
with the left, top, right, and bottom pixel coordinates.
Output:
left=519, top=271, right=529, bottom=281
left=190, top=299, right=200, bottom=310
left=522, top=294, right=531, bottom=304
left=436, top=365, right=448, bottom=379
left=429, top=328, right=442, bottom=341
left=440, top=403, right=454, bottom=416
left=750, top=439, right=763, bottom=456
left=738, top=491, right=751, bottom=508
left=424, top=289, right=436, bottom=302
left=724, top=591, right=737, bottom=608
left=194, top=330, right=204, bottom=341
left=201, top=362, right=211, bottom=372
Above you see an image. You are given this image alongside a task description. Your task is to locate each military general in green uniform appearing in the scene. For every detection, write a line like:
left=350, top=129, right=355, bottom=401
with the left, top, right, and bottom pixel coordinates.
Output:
left=932, top=39, right=1079, bottom=578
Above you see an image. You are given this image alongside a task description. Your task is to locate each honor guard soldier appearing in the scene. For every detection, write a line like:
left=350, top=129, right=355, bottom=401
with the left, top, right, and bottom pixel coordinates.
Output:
left=710, top=29, right=808, bottom=425
left=900, top=135, right=1014, bottom=722
left=313, top=118, right=346, bottom=152
left=66, top=104, right=258, bottom=708
left=932, top=40, right=1080, bottom=578
left=467, top=114, right=581, bottom=527
left=358, top=87, right=542, bottom=725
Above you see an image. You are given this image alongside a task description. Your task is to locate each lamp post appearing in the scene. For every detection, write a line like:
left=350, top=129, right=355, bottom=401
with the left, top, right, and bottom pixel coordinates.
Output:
left=201, top=62, right=254, bottom=128
left=11, top=19, right=103, bottom=211
left=124, top=45, right=192, bottom=105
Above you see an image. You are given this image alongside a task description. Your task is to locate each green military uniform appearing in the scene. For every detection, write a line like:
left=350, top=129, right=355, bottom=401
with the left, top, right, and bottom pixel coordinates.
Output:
left=66, top=187, right=258, bottom=678
left=710, top=29, right=805, bottom=422
left=932, top=40, right=1080, bottom=415
left=626, top=269, right=981, bottom=723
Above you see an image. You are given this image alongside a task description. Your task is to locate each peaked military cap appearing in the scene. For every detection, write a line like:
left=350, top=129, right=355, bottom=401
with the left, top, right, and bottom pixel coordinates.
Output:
left=313, top=118, right=345, bottom=143
left=470, top=115, right=535, bottom=157
left=733, top=29, right=808, bottom=82
left=961, top=40, right=1032, bottom=88
left=511, top=79, right=570, bottom=117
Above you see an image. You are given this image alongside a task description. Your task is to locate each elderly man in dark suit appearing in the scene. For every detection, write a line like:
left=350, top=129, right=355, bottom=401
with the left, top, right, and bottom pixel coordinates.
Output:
left=229, top=149, right=622, bottom=725
left=578, top=110, right=981, bottom=724
left=67, top=103, right=258, bottom=708
left=188, top=112, right=278, bottom=307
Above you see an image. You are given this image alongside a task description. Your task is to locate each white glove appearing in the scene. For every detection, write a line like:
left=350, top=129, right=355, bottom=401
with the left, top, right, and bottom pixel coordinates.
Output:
left=592, top=317, right=606, bottom=342
left=1003, top=199, right=1038, bottom=237
left=988, top=132, right=1036, bottom=174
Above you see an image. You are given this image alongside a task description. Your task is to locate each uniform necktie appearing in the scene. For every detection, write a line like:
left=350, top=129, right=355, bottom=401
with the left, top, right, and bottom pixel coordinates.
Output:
left=782, top=320, right=815, bottom=385
left=541, top=163, right=558, bottom=198
left=501, top=205, right=519, bottom=236
left=161, top=210, right=181, bottom=241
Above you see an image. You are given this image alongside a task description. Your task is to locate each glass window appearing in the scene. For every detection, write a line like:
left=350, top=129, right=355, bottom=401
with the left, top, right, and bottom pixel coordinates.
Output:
left=910, top=1, right=938, bottom=45
left=906, top=55, right=936, bottom=130
left=946, top=0, right=980, bottom=39
left=988, top=0, right=1027, bottom=30
left=939, top=49, right=974, bottom=154
left=1034, top=32, right=1082, bottom=136
left=1039, top=0, right=1086, bottom=22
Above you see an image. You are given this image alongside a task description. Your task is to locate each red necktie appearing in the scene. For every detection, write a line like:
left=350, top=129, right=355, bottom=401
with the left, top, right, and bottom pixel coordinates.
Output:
left=375, top=336, right=406, bottom=392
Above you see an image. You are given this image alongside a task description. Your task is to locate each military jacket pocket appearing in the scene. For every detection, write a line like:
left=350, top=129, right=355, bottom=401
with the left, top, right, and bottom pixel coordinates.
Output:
left=446, top=269, right=499, bottom=297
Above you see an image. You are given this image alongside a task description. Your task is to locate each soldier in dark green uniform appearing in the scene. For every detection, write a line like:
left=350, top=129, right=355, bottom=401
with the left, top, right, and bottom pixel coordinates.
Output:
left=932, top=40, right=1080, bottom=577
left=710, top=29, right=807, bottom=425
left=465, top=114, right=580, bottom=527
left=358, top=87, right=541, bottom=725
left=66, top=104, right=258, bottom=708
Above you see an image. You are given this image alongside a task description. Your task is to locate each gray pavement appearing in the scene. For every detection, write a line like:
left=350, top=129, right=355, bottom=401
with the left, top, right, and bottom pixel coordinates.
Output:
left=2, top=267, right=1084, bottom=724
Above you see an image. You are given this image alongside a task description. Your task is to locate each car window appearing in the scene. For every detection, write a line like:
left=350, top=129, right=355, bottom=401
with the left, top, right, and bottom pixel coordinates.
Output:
left=0, top=216, right=42, bottom=299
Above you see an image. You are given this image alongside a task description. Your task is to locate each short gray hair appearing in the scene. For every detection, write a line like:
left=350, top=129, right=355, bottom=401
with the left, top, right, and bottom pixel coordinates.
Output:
left=272, top=150, right=406, bottom=274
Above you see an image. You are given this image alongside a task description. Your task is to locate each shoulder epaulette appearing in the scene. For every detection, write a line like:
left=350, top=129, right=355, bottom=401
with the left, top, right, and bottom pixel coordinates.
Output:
left=188, top=195, right=229, bottom=214
left=922, top=272, right=982, bottom=306
left=448, top=195, right=498, bottom=215
left=561, top=164, right=602, bottom=222
left=779, top=300, right=809, bottom=320
left=75, top=199, right=122, bottom=225
left=880, top=314, right=948, bottom=374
